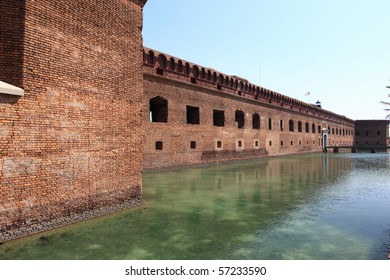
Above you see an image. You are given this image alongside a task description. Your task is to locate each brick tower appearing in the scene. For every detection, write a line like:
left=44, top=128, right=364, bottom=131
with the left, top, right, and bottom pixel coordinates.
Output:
left=0, top=0, right=147, bottom=242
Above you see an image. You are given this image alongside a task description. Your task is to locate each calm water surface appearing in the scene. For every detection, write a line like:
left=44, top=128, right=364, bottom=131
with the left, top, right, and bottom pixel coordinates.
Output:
left=1, top=153, right=389, bottom=259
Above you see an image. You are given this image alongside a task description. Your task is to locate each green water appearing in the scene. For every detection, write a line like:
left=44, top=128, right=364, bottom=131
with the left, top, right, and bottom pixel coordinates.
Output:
left=1, top=153, right=389, bottom=260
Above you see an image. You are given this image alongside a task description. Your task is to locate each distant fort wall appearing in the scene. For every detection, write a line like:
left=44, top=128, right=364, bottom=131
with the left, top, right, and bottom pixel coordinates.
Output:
left=143, top=48, right=355, bottom=170
left=0, top=0, right=147, bottom=242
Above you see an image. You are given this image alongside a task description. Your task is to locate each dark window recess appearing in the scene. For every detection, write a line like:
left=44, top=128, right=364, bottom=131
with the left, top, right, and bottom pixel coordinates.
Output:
left=238, top=91, right=242, bottom=96
left=213, top=110, right=225, bottom=127
left=298, top=121, right=302, bottom=132
left=186, top=106, right=200, bottom=125
left=252, top=113, right=260, bottom=129
left=268, top=118, right=272, bottom=130
left=305, top=123, right=309, bottom=133
left=149, top=96, right=168, bottom=123
left=291, top=141, right=294, bottom=146
left=289, top=120, right=294, bottom=132
left=255, top=140, right=259, bottom=147
left=238, top=141, right=242, bottom=148
left=155, top=141, right=163, bottom=150
left=191, top=77, right=197, bottom=84
left=217, top=84, right=222, bottom=90
left=235, top=110, right=245, bottom=129
left=190, top=141, right=196, bottom=149
left=156, top=68, right=164, bottom=75
left=280, top=120, right=284, bottom=131
left=269, top=141, right=272, bottom=146
left=217, top=141, right=222, bottom=148
left=281, top=141, right=284, bottom=146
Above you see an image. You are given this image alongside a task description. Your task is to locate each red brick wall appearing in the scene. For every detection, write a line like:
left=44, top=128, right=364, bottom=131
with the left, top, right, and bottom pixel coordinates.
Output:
left=0, top=0, right=146, bottom=242
left=355, top=120, right=390, bottom=146
left=143, top=49, right=355, bottom=170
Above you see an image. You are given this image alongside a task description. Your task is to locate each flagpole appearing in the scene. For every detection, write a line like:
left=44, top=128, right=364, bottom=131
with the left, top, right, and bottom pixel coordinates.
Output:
left=305, top=92, right=311, bottom=104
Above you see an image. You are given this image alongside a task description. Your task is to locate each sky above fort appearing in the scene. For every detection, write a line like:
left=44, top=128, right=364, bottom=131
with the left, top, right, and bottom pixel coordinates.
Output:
left=143, top=0, right=390, bottom=120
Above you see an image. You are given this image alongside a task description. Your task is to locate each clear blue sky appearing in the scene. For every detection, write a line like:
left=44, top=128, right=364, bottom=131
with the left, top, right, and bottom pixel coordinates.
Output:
left=143, top=0, right=390, bottom=120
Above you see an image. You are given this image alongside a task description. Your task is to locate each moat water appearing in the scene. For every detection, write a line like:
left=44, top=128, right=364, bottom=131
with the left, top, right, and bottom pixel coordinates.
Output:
left=1, top=153, right=389, bottom=260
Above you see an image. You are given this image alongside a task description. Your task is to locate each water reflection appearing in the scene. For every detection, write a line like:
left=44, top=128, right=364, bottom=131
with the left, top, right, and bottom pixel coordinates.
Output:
left=0, top=153, right=389, bottom=260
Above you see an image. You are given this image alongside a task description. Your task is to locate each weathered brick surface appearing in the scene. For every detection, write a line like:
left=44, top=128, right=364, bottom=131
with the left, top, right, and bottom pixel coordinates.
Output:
left=0, top=0, right=146, bottom=242
left=355, top=120, right=390, bottom=147
left=143, top=48, right=355, bottom=170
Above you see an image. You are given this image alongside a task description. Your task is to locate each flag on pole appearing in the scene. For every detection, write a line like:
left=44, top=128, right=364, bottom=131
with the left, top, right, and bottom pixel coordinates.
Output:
left=305, top=92, right=310, bottom=96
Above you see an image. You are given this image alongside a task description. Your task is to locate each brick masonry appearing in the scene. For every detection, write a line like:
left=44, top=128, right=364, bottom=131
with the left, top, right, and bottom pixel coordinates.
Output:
left=0, top=1, right=386, bottom=243
left=355, top=120, right=390, bottom=147
left=142, top=48, right=356, bottom=170
left=0, top=0, right=146, bottom=242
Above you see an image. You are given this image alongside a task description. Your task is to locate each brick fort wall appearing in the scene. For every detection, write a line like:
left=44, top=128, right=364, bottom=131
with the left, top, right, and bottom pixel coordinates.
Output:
left=0, top=0, right=146, bottom=242
left=143, top=48, right=355, bottom=170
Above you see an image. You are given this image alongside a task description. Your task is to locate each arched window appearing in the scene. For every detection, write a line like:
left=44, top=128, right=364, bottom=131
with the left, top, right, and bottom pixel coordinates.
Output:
left=147, top=50, right=155, bottom=65
left=177, top=60, right=183, bottom=73
left=192, top=65, right=199, bottom=78
left=289, top=120, right=294, bottom=132
left=305, top=122, right=310, bottom=133
left=224, top=76, right=229, bottom=86
left=169, top=57, right=175, bottom=71
left=298, top=121, right=302, bottom=132
left=149, top=96, right=168, bottom=123
left=157, top=54, right=167, bottom=69
left=312, top=123, right=316, bottom=133
left=218, top=74, right=224, bottom=85
left=185, top=63, right=190, bottom=75
left=200, top=68, right=206, bottom=79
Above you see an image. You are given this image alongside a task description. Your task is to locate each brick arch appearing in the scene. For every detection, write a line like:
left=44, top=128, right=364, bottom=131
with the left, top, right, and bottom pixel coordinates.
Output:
left=212, top=72, right=217, bottom=82
left=184, top=62, right=190, bottom=75
left=147, top=50, right=155, bottom=65
left=200, top=68, right=206, bottom=79
left=157, top=54, right=167, bottom=69
left=192, top=65, right=199, bottom=78
left=177, top=60, right=183, bottom=73
left=218, top=74, right=224, bottom=85
left=169, top=57, right=175, bottom=71
left=207, top=70, right=212, bottom=81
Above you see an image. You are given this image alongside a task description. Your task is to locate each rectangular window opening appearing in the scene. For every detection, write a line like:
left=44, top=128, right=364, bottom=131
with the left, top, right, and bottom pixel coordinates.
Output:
left=156, top=141, right=163, bottom=150
left=186, top=105, right=200, bottom=125
left=190, top=141, right=196, bottom=149
left=213, top=110, right=225, bottom=127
